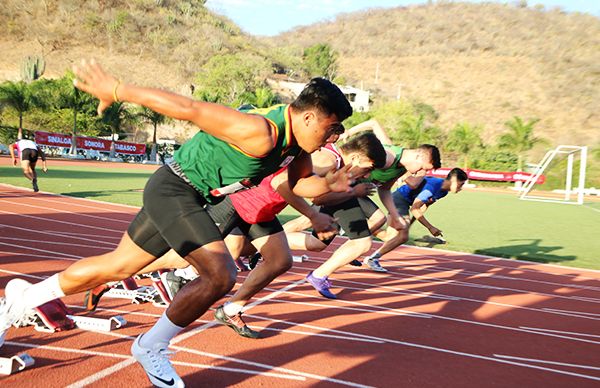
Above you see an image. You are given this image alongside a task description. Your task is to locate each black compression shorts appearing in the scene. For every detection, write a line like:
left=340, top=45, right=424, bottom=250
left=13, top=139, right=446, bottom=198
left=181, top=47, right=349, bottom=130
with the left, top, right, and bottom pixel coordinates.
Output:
left=21, top=149, right=38, bottom=163
left=127, top=165, right=223, bottom=257
left=319, top=197, right=371, bottom=241
left=206, top=196, right=283, bottom=241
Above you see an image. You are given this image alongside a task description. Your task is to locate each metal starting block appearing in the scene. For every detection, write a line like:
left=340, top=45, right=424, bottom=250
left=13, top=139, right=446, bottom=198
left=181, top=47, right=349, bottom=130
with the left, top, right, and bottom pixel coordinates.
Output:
left=102, top=275, right=171, bottom=308
left=0, top=353, right=34, bottom=375
left=15, top=299, right=126, bottom=333
left=293, top=254, right=308, bottom=263
left=66, top=315, right=127, bottom=333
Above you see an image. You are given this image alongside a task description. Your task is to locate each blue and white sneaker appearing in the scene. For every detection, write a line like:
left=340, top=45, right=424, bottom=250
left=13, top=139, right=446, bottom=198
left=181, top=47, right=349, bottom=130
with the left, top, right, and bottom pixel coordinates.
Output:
left=306, top=271, right=337, bottom=299
left=131, top=334, right=184, bottom=388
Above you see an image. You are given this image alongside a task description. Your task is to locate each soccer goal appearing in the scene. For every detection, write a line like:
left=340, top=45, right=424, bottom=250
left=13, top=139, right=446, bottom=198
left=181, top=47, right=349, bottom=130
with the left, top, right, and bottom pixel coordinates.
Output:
left=519, top=145, right=588, bottom=205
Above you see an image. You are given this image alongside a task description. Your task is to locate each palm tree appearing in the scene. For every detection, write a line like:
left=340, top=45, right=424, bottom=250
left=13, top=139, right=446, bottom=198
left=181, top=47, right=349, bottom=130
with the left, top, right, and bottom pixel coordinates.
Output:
left=101, top=102, right=135, bottom=158
left=498, top=116, right=545, bottom=171
left=54, top=75, right=97, bottom=154
left=445, top=122, right=483, bottom=168
left=394, top=114, right=442, bottom=148
left=0, top=81, right=40, bottom=131
left=136, top=106, right=168, bottom=162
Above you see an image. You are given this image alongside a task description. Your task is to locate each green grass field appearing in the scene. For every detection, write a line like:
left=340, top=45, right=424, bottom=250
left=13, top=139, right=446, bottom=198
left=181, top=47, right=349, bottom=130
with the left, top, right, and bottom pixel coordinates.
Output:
left=2, top=163, right=599, bottom=270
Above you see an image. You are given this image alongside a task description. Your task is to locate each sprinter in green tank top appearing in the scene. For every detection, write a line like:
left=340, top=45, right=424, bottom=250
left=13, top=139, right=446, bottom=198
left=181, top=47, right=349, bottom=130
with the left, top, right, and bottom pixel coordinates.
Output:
left=0, top=59, right=354, bottom=388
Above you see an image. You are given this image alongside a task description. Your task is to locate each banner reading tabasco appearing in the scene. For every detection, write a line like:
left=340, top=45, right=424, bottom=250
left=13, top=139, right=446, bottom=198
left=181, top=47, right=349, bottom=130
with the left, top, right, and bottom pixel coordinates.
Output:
left=113, top=141, right=146, bottom=155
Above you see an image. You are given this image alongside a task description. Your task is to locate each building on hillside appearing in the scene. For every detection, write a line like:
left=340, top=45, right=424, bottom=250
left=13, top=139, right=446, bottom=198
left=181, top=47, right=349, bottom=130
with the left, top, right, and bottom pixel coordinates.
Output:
left=273, top=79, right=370, bottom=113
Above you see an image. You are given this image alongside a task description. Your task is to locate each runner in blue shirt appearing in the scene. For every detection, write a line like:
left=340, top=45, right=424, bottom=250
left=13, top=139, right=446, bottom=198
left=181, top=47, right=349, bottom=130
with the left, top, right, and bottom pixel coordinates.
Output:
left=362, top=167, right=468, bottom=272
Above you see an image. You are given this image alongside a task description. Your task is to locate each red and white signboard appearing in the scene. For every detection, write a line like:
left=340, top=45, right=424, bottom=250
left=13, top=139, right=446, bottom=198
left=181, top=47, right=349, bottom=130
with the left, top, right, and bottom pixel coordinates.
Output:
left=428, top=168, right=545, bottom=184
left=114, top=141, right=146, bottom=155
left=35, top=131, right=72, bottom=148
left=76, top=136, right=112, bottom=152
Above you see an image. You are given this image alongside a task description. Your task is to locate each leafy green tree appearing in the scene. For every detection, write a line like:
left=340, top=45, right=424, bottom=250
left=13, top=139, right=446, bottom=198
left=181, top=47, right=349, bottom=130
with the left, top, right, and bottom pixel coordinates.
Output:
left=445, top=122, right=483, bottom=168
left=395, top=114, right=443, bottom=148
left=498, top=116, right=545, bottom=171
left=0, top=81, right=42, bottom=131
left=53, top=74, right=99, bottom=154
left=194, top=53, right=270, bottom=105
left=303, top=43, right=338, bottom=79
left=136, top=106, right=169, bottom=162
left=101, top=102, right=136, bottom=158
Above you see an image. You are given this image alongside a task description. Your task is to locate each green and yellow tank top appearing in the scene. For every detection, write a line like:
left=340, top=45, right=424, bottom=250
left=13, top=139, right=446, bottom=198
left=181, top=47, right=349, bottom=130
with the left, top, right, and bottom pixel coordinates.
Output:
left=173, top=104, right=301, bottom=203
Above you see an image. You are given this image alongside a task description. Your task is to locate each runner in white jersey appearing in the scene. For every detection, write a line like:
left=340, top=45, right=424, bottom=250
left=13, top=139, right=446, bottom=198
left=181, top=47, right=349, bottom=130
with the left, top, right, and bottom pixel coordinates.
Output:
left=9, top=137, right=48, bottom=192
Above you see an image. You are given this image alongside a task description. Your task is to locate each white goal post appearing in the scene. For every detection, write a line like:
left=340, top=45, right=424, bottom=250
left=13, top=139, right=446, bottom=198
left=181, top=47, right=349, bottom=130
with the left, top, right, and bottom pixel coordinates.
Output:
left=519, top=145, right=588, bottom=205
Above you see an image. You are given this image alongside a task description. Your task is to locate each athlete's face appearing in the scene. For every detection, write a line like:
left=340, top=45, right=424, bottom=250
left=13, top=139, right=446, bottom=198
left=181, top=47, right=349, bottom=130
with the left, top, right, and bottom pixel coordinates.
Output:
left=298, top=110, right=344, bottom=153
left=404, top=151, right=434, bottom=174
left=348, top=153, right=375, bottom=179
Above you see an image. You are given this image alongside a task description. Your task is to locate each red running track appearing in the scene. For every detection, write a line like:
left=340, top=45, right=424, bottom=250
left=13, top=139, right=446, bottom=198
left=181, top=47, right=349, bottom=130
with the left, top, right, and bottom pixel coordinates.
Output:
left=0, top=183, right=599, bottom=387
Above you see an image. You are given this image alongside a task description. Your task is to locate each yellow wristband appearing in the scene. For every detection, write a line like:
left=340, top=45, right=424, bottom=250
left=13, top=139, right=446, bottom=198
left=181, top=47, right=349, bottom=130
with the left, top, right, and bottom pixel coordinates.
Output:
left=113, top=79, right=121, bottom=103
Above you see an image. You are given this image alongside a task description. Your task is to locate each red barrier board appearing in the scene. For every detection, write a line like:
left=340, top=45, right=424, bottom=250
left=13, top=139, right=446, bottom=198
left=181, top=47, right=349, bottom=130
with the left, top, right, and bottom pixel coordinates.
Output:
left=76, top=136, right=112, bottom=152
left=428, top=168, right=545, bottom=184
left=114, top=141, right=146, bottom=155
left=35, top=131, right=72, bottom=148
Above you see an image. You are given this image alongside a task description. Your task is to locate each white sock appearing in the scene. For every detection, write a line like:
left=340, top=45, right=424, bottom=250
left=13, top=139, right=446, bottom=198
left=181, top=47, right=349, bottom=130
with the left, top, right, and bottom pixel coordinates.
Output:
left=223, top=301, right=244, bottom=317
left=367, top=252, right=381, bottom=260
left=22, top=274, right=66, bottom=310
left=139, top=313, right=184, bottom=350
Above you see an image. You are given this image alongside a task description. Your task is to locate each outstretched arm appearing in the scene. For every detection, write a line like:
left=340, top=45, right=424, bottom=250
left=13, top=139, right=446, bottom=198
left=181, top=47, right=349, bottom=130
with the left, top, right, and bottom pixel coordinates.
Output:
left=37, top=146, right=48, bottom=172
left=9, top=144, right=17, bottom=165
left=378, top=179, right=408, bottom=231
left=339, top=119, right=393, bottom=145
left=73, top=59, right=273, bottom=156
left=287, top=152, right=353, bottom=198
left=410, top=199, right=441, bottom=236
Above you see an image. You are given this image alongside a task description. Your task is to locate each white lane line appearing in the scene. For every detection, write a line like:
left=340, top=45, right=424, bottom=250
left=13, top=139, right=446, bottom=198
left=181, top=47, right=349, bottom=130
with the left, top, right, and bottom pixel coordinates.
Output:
left=542, top=307, right=600, bottom=317
left=494, top=354, right=600, bottom=371
left=48, top=230, right=121, bottom=241
left=520, top=327, right=600, bottom=339
left=0, top=251, right=76, bottom=262
left=288, top=269, right=600, bottom=322
left=0, top=268, right=47, bottom=280
left=296, top=259, right=600, bottom=304
left=31, top=195, right=139, bottom=214
left=410, top=262, right=600, bottom=293
left=0, top=236, right=112, bottom=250
left=0, top=198, right=131, bottom=224
left=0, top=209, right=123, bottom=234
left=262, top=290, right=600, bottom=346
left=0, top=224, right=117, bottom=247
left=0, top=242, right=81, bottom=260
left=3, top=341, right=305, bottom=384
left=0, top=183, right=140, bottom=210
left=70, top=279, right=372, bottom=387
left=397, top=244, right=600, bottom=276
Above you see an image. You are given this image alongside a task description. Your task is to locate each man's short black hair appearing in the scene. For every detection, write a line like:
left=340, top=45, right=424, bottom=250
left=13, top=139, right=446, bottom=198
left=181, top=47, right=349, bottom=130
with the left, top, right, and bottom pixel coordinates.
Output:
left=446, top=167, right=468, bottom=182
left=291, top=78, right=353, bottom=121
left=418, top=144, right=442, bottom=169
left=338, top=131, right=386, bottom=169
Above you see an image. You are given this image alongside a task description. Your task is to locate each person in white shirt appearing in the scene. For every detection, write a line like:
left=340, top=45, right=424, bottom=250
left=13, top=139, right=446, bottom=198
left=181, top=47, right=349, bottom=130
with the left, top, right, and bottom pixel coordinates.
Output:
left=9, top=136, right=48, bottom=192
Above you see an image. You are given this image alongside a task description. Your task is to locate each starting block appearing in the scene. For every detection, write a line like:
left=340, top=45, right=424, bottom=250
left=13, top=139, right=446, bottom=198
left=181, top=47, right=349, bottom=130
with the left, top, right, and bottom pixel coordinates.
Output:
left=102, top=275, right=171, bottom=308
left=0, top=353, right=34, bottom=375
left=293, top=254, right=308, bottom=263
left=15, top=299, right=126, bottom=333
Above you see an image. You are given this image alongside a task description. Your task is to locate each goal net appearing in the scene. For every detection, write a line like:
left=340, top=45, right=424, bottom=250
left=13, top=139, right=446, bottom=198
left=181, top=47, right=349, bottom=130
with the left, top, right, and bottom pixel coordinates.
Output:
left=519, top=145, right=588, bottom=205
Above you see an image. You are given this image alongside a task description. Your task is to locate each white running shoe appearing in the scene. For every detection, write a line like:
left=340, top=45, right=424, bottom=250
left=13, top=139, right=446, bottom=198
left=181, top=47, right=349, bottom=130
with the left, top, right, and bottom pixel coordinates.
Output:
left=0, top=279, right=31, bottom=348
left=131, top=334, right=184, bottom=388
left=364, top=258, right=388, bottom=273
